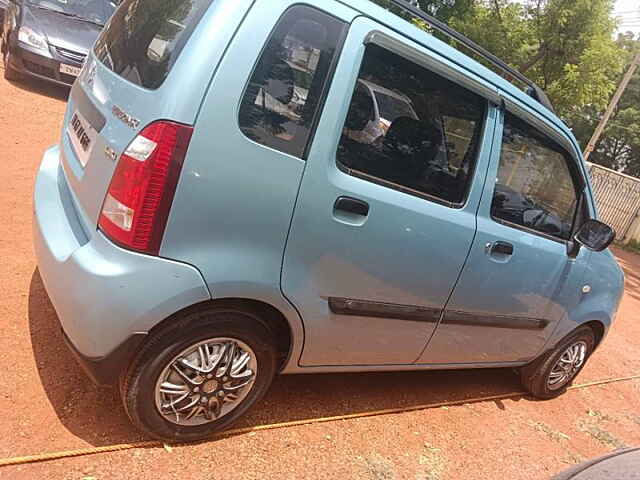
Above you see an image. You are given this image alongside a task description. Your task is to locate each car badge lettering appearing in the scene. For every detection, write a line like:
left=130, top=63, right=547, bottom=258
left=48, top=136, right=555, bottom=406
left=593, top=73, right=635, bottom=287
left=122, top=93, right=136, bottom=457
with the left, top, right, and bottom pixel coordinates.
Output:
left=112, top=105, right=140, bottom=129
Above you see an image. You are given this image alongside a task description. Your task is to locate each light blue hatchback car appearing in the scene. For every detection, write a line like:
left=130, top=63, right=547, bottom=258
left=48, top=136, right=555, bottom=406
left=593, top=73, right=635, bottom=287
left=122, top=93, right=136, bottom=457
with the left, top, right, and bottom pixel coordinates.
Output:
left=33, top=0, right=624, bottom=441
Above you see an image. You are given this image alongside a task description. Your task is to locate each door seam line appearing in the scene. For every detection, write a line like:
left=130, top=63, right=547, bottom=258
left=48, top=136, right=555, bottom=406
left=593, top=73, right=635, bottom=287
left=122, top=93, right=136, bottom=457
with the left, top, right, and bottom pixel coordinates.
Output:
left=412, top=105, right=501, bottom=363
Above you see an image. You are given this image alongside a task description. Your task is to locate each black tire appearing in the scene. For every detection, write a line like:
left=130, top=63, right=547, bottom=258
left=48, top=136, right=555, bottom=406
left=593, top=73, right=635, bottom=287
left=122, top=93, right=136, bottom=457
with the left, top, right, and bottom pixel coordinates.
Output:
left=3, top=47, right=22, bottom=82
left=520, top=326, right=595, bottom=399
left=121, top=306, right=277, bottom=442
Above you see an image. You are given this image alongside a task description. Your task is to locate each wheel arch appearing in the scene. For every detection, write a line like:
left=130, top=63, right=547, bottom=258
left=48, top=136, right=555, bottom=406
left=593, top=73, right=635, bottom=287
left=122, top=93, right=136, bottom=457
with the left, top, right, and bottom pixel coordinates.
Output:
left=145, top=297, right=299, bottom=372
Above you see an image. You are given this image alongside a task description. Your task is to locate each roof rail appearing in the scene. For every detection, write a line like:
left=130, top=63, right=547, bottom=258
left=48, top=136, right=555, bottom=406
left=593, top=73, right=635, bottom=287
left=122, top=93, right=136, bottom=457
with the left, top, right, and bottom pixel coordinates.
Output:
left=382, top=0, right=555, bottom=112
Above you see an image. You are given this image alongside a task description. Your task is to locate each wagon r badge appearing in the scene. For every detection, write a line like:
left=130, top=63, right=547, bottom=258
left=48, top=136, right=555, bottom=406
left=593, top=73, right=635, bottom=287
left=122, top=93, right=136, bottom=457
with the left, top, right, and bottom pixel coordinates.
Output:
left=85, top=63, right=97, bottom=88
left=112, top=105, right=140, bottom=129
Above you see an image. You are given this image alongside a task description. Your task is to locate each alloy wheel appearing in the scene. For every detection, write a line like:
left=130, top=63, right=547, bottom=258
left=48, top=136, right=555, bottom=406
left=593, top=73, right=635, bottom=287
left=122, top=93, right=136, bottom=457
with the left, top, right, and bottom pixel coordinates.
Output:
left=547, top=340, right=587, bottom=390
left=154, top=338, right=257, bottom=426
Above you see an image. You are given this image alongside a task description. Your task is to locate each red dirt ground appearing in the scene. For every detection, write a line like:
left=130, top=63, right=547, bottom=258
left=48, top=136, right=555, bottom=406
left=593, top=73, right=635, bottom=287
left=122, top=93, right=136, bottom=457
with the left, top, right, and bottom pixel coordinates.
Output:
left=0, top=69, right=638, bottom=480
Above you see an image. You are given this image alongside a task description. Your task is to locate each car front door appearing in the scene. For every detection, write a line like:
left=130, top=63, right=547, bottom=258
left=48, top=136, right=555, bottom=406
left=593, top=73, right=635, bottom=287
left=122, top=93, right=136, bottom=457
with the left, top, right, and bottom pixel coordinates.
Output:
left=419, top=105, right=590, bottom=365
left=282, top=18, right=499, bottom=366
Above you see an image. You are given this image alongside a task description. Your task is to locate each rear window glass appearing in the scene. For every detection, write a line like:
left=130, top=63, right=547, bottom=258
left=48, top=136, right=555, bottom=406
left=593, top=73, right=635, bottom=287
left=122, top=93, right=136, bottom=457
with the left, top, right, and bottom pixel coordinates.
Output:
left=94, top=0, right=213, bottom=89
left=238, top=6, right=346, bottom=159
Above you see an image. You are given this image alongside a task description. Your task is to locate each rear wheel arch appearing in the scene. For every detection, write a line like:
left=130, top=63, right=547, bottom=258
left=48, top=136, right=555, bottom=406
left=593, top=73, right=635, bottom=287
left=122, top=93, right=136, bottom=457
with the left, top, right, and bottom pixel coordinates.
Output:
left=144, top=298, right=293, bottom=370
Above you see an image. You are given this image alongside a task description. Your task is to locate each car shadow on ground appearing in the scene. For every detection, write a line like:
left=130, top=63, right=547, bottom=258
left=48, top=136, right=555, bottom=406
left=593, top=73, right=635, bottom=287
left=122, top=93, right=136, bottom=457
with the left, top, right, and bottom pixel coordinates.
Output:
left=29, top=269, right=526, bottom=447
left=0, top=65, right=69, bottom=101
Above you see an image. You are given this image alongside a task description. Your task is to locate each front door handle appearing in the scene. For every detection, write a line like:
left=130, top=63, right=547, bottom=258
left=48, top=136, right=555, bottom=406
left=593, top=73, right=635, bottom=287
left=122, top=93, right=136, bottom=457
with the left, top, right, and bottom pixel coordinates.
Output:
left=490, top=241, right=514, bottom=256
left=334, top=196, right=369, bottom=217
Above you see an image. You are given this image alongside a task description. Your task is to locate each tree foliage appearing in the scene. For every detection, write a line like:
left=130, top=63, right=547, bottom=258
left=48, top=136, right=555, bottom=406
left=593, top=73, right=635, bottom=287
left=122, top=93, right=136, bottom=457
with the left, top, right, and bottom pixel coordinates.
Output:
left=372, top=0, right=639, bottom=174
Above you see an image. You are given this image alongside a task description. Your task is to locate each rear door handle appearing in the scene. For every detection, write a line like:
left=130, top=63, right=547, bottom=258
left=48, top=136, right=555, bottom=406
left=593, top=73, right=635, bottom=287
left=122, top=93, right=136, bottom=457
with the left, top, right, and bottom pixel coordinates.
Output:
left=489, top=241, right=514, bottom=256
left=334, top=196, right=369, bottom=217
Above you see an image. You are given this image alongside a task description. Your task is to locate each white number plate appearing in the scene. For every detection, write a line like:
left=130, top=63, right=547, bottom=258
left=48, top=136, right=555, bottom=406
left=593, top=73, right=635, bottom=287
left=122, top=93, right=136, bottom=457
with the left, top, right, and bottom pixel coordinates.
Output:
left=67, top=110, right=97, bottom=168
left=60, top=63, right=82, bottom=77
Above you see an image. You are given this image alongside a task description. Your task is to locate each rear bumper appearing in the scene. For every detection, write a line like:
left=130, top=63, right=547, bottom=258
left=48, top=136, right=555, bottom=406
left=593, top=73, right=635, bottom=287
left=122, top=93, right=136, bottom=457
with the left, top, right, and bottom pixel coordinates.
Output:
left=8, top=42, right=80, bottom=86
left=61, top=330, right=147, bottom=385
left=33, top=146, right=211, bottom=384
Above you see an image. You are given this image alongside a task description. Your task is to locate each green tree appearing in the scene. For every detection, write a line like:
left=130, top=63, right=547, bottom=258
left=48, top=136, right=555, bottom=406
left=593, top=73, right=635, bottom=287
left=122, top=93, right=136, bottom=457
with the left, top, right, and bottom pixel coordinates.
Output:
left=372, top=0, right=636, bottom=172
left=448, top=0, right=625, bottom=117
left=570, top=34, right=640, bottom=174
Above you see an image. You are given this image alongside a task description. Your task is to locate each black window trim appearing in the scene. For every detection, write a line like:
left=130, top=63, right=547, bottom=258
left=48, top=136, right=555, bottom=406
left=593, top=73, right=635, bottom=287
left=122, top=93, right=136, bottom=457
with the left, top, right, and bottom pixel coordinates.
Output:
left=336, top=32, right=492, bottom=210
left=236, top=4, right=348, bottom=161
left=490, top=108, right=586, bottom=245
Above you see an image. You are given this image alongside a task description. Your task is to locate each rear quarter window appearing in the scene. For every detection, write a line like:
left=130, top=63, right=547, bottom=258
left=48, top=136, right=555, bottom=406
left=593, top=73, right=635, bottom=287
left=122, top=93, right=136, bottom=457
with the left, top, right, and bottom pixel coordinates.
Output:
left=94, top=0, right=214, bottom=89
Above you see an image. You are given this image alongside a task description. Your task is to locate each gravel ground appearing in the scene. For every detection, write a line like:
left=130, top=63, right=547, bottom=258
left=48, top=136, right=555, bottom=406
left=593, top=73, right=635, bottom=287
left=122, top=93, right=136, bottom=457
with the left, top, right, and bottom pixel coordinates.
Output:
left=0, top=68, right=639, bottom=480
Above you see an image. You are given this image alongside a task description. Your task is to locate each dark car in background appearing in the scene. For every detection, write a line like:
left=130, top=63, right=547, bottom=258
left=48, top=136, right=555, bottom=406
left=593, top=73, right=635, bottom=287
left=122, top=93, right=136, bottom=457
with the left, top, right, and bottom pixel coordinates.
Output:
left=1, top=0, right=117, bottom=85
left=0, top=0, right=8, bottom=28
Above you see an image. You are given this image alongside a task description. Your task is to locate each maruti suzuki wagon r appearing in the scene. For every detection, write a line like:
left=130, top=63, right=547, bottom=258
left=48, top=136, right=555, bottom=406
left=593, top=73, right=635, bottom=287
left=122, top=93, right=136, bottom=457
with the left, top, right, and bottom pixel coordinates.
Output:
left=33, top=0, right=624, bottom=441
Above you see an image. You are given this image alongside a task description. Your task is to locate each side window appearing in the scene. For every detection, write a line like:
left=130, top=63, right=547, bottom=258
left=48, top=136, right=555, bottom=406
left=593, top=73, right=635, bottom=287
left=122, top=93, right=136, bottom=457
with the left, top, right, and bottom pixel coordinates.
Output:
left=492, top=113, right=579, bottom=240
left=337, top=44, right=487, bottom=206
left=238, top=6, right=345, bottom=158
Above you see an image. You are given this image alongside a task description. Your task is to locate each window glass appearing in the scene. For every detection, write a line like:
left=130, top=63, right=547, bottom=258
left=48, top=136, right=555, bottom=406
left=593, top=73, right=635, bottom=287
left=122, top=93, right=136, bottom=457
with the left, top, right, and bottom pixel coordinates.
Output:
left=94, top=0, right=213, bottom=89
left=337, top=45, right=486, bottom=206
left=28, top=0, right=118, bottom=26
left=238, top=6, right=345, bottom=159
left=492, top=113, right=579, bottom=240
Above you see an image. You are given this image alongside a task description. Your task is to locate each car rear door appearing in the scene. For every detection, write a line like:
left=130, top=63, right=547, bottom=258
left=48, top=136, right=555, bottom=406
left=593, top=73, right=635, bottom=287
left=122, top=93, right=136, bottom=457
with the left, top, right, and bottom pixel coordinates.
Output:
left=419, top=102, right=590, bottom=365
left=282, top=17, right=500, bottom=367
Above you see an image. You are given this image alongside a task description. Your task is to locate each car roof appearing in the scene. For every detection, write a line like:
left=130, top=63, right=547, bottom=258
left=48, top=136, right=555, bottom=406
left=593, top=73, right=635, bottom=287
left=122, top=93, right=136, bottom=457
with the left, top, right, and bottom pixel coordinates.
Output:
left=335, top=0, right=579, bottom=152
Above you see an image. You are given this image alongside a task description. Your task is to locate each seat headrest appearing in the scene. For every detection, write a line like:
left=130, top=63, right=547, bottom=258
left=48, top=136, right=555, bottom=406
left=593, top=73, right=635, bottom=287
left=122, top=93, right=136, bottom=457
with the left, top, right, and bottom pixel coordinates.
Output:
left=344, top=85, right=375, bottom=131
left=384, top=117, right=442, bottom=153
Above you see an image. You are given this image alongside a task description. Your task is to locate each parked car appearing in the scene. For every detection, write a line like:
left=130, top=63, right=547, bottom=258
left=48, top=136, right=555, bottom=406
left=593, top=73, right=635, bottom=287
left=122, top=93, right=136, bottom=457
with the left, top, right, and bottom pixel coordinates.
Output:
left=33, top=0, right=623, bottom=442
left=1, top=0, right=117, bottom=85
left=0, top=0, right=8, bottom=29
left=552, top=447, right=640, bottom=479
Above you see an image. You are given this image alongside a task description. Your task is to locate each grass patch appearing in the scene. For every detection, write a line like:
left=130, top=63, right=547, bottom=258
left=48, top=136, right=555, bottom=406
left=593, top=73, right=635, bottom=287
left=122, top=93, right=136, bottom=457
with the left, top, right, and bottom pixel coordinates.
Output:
left=528, top=420, right=571, bottom=442
left=360, top=453, right=396, bottom=480
left=417, top=444, right=446, bottom=480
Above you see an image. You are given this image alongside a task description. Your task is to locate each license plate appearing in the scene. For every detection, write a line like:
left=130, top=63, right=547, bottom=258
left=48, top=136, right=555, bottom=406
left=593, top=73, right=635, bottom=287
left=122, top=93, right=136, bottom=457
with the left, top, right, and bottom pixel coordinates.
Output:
left=59, top=63, right=82, bottom=77
left=67, top=111, right=97, bottom=167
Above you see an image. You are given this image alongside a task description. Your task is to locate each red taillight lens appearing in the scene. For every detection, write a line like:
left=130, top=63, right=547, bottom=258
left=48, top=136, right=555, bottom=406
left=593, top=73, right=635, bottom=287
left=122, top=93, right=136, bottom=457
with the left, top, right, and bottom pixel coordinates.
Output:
left=99, top=121, right=193, bottom=255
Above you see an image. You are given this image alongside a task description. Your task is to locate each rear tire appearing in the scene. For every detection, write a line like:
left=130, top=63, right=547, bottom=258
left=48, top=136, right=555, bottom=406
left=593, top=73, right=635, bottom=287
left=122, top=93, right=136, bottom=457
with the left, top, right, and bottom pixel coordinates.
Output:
left=520, top=326, right=595, bottom=399
left=121, top=307, right=277, bottom=442
left=3, top=47, right=22, bottom=82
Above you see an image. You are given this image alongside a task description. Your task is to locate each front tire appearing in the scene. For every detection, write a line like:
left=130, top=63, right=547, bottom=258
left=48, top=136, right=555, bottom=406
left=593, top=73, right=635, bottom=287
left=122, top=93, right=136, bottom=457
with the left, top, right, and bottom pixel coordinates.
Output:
left=121, top=307, right=277, bottom=442
left=520, top=326, right=595, bottom=399
left=3, top=47, right=22, bottom=82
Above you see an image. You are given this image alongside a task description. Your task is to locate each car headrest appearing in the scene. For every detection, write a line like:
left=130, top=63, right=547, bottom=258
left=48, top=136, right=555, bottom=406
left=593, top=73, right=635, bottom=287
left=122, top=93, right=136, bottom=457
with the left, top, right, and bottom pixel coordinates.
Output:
left=344, top=85, right=375, bottom=131
left=263, top=60, right=295, bottom=105
left=384, top=116, right=442, bottom=154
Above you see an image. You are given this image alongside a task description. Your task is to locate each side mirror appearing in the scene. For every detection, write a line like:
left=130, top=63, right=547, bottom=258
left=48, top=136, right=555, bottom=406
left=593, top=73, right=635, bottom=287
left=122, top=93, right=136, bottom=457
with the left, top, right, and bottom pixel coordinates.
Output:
left=574, top=220, right=615, bottom=252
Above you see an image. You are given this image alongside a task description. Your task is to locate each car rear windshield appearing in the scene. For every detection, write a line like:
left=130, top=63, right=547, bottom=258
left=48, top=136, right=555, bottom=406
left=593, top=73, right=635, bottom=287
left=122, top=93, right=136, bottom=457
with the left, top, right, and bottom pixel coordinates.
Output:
left=94, top=0, right=213, bottom=89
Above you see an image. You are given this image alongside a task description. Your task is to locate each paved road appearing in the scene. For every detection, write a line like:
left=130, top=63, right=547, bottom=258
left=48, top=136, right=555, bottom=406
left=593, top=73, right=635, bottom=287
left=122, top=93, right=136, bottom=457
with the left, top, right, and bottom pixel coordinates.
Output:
left=0, top=68, right=639, bottom=480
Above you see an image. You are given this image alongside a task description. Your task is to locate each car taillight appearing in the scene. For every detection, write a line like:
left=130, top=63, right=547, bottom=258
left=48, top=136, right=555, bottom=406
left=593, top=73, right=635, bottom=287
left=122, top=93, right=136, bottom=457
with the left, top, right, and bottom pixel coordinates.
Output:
left=99, top=121, right=193, bottom=255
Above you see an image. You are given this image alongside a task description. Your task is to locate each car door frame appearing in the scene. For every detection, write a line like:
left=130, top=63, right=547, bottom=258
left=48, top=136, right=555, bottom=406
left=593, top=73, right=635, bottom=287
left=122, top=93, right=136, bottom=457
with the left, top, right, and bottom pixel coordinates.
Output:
left=281, top=16, right=503, bottom=370
left=417, top=94, right=594, bottom=365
